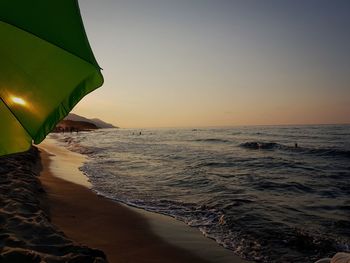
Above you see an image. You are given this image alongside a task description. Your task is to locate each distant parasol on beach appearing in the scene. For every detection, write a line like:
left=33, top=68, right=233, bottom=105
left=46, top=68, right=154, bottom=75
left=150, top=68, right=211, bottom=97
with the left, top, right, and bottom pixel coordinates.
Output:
left=0, top=0, right=103, bottom=156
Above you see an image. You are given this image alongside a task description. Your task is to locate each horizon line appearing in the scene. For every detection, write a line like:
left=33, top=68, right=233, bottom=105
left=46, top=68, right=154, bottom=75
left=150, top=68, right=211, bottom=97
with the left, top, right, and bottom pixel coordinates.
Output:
left=112, top=122, right=350, bottom=130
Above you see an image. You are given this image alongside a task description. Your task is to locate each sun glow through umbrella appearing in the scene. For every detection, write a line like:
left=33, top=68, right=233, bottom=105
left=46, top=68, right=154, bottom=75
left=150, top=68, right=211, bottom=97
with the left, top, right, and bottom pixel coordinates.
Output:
left=0, top=0, right=104, bottom=156
left=11, top=97, right=26, bottom=106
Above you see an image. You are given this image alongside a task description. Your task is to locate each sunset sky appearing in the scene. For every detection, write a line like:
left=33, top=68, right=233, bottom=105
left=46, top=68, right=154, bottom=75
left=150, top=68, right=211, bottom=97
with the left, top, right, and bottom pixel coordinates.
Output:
left=74, top=0, right=350, bottom=128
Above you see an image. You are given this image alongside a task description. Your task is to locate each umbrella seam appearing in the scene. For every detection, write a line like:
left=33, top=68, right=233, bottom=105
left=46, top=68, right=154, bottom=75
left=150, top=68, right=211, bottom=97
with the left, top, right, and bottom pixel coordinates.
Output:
left=0, top=20, right=102, bottom=71
left=0, top=97, right=33, bottom=143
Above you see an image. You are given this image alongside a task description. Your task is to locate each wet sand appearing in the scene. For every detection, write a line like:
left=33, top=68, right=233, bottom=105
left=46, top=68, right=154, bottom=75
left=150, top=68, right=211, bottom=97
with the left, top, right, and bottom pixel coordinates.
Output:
left=0, top=147, right=106, bottom=262
left=39, top=139, right=249, bottom=263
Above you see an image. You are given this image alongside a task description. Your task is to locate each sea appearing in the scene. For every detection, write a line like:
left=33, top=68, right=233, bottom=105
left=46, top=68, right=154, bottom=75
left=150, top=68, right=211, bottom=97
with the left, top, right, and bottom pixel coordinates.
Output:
left=52, top=124, right=350, bottom=262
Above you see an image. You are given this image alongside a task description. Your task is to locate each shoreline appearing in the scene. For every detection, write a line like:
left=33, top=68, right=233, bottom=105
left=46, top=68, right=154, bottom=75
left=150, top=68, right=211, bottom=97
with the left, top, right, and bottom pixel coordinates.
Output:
left=39, top=138, right=249, bottom=263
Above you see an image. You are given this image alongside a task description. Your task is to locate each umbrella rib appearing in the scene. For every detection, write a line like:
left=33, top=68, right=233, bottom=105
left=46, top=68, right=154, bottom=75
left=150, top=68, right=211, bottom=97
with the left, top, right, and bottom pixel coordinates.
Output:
left=0, top=97, right=33, bottom=141
left=0, top=20, right=102, bottom=70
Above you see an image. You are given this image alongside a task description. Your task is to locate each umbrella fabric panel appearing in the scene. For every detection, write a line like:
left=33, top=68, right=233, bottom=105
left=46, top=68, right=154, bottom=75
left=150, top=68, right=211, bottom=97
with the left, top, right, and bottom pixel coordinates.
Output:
left=0, top=0, right=104, bottom=156
left=0, top=99, right=31, bottom=156
left=0, top=21, right=103, bottom=146
left=0, top=0, right=100, bottom=69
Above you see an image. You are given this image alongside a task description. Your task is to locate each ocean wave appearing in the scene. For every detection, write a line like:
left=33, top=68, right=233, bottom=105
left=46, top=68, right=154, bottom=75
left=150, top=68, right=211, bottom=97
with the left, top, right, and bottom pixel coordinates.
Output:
left=56, top=135, right=104, bottom=155
left=303, top=148, right=350, bottom=159
left=251, top=180, right=314, bottom=193
left=193, top=138, right=231, bottom=143
left=200, top=161, right=237, bottom=168
left=240, top=141, right=350, bottom=158
left=240, top=142, right=279, bottom=149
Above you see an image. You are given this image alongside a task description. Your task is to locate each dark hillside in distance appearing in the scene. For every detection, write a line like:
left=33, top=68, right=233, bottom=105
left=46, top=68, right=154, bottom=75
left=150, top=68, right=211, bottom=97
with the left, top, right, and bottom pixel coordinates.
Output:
left=53, top=120, right=98, bottom=133
left=64, top=113, right=118, bottom=128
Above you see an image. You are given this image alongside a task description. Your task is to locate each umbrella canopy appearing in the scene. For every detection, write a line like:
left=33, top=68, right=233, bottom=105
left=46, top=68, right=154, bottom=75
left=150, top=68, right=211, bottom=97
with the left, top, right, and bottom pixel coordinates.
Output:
left=0, top=0, right=103, bottom=156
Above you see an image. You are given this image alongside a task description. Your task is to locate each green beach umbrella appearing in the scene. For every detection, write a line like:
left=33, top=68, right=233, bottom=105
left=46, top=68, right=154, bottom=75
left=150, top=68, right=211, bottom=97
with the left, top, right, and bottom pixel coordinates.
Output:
left=0, top=0, right=103, bottom=156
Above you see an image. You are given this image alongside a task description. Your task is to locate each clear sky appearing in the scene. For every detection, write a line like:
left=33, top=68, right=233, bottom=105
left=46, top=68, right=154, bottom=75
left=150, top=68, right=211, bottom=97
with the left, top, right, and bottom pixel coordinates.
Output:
left=74, top=0, right=350, bottom=128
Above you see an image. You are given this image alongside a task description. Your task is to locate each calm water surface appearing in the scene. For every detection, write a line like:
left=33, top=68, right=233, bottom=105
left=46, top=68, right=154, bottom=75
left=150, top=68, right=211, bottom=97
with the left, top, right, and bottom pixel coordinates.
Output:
left=53, top=124, right=350, bottom=262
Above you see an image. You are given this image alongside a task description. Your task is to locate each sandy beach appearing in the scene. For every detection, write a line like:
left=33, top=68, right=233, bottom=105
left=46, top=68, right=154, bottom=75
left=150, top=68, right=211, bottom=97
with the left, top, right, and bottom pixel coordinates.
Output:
left=38, top=138, right=249, bottom=263
left=0, top=147, right=106, bottom=262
